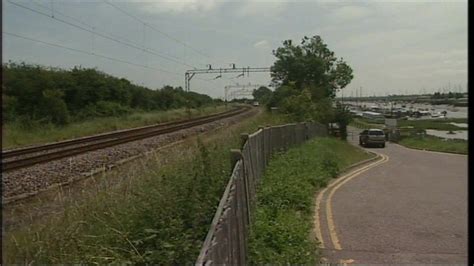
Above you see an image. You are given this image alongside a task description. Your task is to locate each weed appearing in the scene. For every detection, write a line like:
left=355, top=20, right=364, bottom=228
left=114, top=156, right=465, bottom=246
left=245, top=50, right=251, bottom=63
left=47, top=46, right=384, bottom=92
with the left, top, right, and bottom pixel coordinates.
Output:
left=3, top=110, right=289, bottom=264
left=399, top=135, right=467, bottom=155
left=248, top=137, right=373, bottom=264
left=3, top=105, right=228, bottom=149
left=320, top=150, right=339, bottom=178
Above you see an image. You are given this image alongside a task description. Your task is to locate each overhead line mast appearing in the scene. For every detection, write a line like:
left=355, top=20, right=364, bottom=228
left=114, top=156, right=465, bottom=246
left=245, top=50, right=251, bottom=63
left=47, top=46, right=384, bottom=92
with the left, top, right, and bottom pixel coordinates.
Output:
left=185, top=65, right=271, bottom=91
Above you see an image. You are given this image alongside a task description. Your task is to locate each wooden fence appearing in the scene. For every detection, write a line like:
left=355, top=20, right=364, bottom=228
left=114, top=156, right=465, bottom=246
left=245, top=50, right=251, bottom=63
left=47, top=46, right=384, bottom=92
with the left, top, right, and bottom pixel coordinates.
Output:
left=195, top=122, right=327, bottom=265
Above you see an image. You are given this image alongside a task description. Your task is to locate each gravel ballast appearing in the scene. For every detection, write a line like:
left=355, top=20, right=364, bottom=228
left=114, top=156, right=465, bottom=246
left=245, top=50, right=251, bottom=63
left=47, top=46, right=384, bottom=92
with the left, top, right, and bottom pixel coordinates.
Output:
left=2, top=108, right=258, bottom=202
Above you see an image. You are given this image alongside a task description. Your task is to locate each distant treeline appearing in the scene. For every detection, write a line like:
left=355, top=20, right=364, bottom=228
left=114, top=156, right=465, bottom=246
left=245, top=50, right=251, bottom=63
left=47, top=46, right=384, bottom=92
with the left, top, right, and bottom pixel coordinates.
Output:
left=430, top=91, right=465, bottom=100
left=2, top=62, right=219, bottom=125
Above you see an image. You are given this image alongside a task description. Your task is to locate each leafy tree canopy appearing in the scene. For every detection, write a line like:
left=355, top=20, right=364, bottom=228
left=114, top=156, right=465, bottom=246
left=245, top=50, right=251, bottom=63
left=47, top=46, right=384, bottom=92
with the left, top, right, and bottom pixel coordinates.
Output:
left=271, top=35, right=353, bottom=99
left=268, top=35, right=354, bottom=138
left=2, top=62, right=217, bottom=126
left=252, top=86, right=273, bottom=105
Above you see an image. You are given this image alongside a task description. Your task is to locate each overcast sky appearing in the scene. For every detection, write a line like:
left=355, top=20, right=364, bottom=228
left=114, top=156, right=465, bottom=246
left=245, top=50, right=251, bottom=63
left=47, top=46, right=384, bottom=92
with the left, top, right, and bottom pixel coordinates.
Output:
left=3, top=0, right=468, bottom=99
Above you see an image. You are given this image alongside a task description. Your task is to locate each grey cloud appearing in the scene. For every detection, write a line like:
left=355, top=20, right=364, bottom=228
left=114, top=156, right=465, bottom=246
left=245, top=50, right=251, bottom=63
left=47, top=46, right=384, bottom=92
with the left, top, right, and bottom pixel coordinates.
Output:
left=3, top=0, right=467, bottom=98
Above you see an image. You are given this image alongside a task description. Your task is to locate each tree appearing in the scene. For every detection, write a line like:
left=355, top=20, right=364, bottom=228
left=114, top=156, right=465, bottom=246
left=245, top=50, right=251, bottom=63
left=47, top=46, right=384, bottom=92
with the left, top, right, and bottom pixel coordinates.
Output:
left=38, top=89, right=70, bottom=125
left=2, top=62, right=218, bottom=126
left=334, top=102, right=352, bottom=140
left=269, top=35, right=354, bottom=129
left=266, top=82, right=300, bottom=109
left=271, top=35, right=353, bottom=99
left=280, top=88, right=314, bottom=121
left=252, top=86, right=272, bottom=105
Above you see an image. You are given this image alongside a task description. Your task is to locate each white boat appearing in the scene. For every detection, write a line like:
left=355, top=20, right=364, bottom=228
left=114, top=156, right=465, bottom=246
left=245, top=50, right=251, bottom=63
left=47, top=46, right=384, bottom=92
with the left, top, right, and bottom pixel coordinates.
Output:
left=431, top=112, right=446, bottom=119
left=419, top=110, right=431, bottom=116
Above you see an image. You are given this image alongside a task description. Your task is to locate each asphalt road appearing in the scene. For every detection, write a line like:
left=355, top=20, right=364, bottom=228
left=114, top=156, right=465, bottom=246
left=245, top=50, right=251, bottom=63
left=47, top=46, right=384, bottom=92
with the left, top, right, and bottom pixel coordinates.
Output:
left=318, top=127, right=467, bottom=264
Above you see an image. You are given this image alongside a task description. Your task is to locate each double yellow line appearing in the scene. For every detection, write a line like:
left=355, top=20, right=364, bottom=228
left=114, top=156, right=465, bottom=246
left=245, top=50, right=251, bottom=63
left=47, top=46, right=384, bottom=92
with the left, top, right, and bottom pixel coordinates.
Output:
left=314, top=153, right=390, bottom=250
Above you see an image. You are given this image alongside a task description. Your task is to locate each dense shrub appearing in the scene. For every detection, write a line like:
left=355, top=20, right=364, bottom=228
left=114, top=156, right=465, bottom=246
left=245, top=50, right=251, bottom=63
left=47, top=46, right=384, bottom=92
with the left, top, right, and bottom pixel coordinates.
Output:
left=2, top=62, right=217, bottom=125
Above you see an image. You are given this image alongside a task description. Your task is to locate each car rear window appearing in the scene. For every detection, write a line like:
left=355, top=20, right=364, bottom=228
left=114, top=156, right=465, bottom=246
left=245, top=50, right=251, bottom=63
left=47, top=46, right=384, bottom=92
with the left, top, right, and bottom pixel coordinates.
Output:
left=369, top=130, right=384, bottom=135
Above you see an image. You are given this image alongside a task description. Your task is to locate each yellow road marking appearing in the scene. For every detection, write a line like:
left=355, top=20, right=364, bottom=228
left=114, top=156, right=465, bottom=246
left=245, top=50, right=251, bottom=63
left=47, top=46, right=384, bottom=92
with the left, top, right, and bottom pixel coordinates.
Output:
left=325, top=153, right=389, bottom=250
left=313, top=154, right=385, bottom=249
left=313, top=190, right=326, bottom=248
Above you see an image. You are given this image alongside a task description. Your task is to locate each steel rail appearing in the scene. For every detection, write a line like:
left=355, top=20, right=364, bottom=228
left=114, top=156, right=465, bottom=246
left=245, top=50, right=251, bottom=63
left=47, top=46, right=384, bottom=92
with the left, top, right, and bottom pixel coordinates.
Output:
left=2, top=106, right=251, bottom=172
left=2, top=107, right=243, bottom=159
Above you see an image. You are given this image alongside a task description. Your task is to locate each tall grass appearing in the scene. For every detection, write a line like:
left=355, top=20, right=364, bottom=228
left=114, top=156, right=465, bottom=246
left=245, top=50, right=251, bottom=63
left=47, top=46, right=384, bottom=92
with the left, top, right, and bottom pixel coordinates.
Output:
left=248, top=137, right=373, bottom=264
left=398, top=135, right=467, bottom=155
left=3, top=105, right=229, bottom=149
left=350, top=118, right=383, bottom=129
left=350, top=117, right=468, bottom=131
left=3, top=110, right=289, bottom=264
left=398, top=118, right=468, bottom=131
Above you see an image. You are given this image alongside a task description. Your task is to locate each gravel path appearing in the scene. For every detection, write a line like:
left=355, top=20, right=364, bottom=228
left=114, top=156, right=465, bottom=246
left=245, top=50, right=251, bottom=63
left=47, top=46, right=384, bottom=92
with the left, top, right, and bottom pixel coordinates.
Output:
left=2, top=108, right=258, bottom=202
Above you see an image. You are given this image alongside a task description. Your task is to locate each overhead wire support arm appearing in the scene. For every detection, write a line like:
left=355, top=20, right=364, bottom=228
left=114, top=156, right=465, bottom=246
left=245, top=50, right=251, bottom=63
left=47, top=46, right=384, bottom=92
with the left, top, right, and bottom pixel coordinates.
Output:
left=184, top=66, right=271, bottom=91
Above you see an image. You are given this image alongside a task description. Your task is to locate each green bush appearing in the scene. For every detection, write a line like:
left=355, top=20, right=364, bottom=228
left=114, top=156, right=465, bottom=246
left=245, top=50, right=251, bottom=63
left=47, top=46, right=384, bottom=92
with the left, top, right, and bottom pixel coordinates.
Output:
left=3, top=111, right=289, bottom=264
left=39, top=90, right=70, bottom=125
left=248, top=137, right=373, bottom=264
left=320, top=152, right=339, bottom=178
left=3, top=62, right=218, bottom=125
left=399, top=135, right=467, bottom=155
left=15, top=115, right=45, bottom=130
left=94, top=101, right=132, bottom=117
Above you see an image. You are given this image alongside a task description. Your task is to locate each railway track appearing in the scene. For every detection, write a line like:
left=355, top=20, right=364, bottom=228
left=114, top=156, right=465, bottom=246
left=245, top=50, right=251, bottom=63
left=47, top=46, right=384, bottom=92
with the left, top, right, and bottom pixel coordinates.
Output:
left=2, top=106, right=251, bottom=172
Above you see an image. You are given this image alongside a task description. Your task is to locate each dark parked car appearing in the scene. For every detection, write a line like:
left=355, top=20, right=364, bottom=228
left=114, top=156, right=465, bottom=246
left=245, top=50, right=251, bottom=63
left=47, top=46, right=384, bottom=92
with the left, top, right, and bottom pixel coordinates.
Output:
left=359, top=129, right=386, bottom=148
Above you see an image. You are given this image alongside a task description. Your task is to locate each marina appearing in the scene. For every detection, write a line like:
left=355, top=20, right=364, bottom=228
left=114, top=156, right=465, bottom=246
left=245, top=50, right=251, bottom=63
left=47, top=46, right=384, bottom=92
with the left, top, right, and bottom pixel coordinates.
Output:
left=345, top=100, right=468, bottom=141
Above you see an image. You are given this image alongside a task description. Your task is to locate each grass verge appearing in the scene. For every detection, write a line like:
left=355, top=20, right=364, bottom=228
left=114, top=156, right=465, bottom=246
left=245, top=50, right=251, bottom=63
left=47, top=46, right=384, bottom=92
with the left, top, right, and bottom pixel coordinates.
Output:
left=3, top=105, right=229, bottom=149
left=248, top=137, right=373, bottom=264
left=3, top=110, right=289, bottom=264
left=398, top=118, right=467, bottom=131
left=351, top=117, right=468, bottom=131
left=350, top=118, right=383, bottom=129
left=398, top=135, right=468, bottom=155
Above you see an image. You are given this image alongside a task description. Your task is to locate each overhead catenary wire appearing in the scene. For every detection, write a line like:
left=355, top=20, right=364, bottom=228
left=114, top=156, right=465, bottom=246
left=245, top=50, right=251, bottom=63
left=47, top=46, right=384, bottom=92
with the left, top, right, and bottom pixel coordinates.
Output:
left=6, top=0, right=197, bottom=69
left=103, top=1, right=271, bottom=68
left=102, top=0, right=212, bottom=61
left=3, top=31, right=180, bottom=76
left=30, top=0, right=194, bottom=65
left=5, top=31, right=214, bottom=84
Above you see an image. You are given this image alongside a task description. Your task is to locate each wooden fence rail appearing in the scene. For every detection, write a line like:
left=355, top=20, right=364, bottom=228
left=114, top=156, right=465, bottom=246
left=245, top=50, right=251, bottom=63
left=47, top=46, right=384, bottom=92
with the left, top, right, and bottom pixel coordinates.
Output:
left=195, top=122, right=327, bottom=265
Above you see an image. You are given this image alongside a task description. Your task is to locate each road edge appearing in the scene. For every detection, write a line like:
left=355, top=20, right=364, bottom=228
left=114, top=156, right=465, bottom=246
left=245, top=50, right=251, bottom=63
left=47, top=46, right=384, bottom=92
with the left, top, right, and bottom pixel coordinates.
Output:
left=312, top=148, right=380, bottom=254
left=337, top=150, right=380, bottom=177
left=392, top=142, right=468, bottom=156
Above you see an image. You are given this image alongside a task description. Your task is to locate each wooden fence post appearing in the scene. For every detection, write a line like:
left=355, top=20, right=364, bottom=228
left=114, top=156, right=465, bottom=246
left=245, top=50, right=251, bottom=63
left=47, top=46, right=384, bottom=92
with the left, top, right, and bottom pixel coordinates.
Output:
left=240, top=133, right=249, bottom=148
left=230, top=149, right=242, bottom=171
left=258, top=126, right=266, bottom=170
left=230, top=149, right=251, bottom=227
left=304, top=122, right=309, bottom=140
